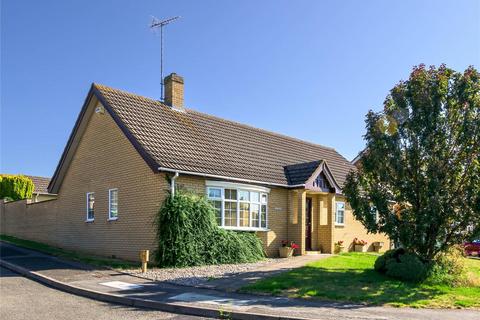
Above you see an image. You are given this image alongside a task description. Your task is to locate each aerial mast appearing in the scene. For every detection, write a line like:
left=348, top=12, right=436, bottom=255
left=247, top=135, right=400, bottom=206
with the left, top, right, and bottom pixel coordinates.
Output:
left=150, top=16, right=180, bottom=101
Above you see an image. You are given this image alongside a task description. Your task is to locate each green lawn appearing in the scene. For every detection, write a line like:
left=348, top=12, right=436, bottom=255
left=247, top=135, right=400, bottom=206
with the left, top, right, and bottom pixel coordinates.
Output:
left=0, top=234, right=138, bottom=269
left=242, top=253, right=480, bottom=308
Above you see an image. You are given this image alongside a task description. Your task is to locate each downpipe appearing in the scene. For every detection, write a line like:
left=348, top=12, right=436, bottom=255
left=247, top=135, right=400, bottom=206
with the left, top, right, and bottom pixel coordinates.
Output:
left=170, top=171, right=179, bottom=197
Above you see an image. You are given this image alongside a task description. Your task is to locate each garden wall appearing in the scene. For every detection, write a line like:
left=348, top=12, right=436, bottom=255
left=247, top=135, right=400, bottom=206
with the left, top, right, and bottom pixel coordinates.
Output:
left=1, top=199, right=58, bottom=245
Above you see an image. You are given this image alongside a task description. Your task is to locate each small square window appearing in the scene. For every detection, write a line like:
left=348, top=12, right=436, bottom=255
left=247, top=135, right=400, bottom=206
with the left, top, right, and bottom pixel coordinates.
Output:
left=261, top=194, right=267, bottom=204
left=208, top=188, right=221, bottom=199
left=224, top=189, right=237, bottom=200
left=239, top=190, right=249, bottom=201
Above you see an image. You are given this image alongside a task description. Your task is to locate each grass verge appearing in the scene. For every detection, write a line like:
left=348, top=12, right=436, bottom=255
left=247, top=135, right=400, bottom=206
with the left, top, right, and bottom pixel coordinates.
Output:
left=242, top=253, right=480, bottom=308
left=0, top=234, right=138, bottom=269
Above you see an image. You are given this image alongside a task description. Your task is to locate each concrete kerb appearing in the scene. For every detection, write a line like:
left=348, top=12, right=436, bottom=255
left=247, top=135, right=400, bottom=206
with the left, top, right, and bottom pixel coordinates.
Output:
left=0, top=258, right=313, bottom=320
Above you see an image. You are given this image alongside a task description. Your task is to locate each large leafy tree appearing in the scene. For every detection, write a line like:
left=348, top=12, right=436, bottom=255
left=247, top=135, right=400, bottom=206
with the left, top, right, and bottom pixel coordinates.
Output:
left=344, top=65, right=480, bottom=262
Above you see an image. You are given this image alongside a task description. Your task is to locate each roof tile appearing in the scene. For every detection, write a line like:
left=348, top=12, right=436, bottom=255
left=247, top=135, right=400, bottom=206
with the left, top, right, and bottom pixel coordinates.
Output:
left=94, top=84, right=355, bottom=187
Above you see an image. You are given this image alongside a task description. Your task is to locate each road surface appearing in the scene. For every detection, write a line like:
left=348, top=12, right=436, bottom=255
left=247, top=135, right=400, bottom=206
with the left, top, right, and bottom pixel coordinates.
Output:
left=0, top=266, right=206, bottom=320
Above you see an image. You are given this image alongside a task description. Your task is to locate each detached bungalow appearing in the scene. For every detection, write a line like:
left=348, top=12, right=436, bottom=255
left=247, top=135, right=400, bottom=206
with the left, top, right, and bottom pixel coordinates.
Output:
left=1, top=73, right=389, bottom=261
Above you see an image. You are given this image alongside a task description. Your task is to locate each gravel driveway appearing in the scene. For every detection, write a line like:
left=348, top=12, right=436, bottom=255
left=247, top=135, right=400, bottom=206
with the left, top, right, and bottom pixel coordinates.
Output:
left=122, top=259, right=278, bottom=287
left=122, top=255, right=329, bottom=289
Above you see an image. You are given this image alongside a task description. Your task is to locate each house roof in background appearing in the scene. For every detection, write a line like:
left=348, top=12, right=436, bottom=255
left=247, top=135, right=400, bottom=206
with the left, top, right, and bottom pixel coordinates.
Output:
left=0, top=174, right=51, bottom=194
left=26, top=175, right=51, bottom=194
left=49, top=84, right=356, bottom=192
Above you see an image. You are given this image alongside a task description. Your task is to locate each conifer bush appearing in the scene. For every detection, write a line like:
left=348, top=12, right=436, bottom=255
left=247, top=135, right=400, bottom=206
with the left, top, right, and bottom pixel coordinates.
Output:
left=0, top=175, right=34, bottom=201
left=155, top=191, right=265, bottom=267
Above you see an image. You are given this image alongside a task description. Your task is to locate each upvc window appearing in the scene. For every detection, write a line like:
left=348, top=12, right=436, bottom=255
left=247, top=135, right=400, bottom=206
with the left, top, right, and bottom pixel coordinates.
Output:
left=86, top=192, right=95, bottom=221
left=206, top=183, right=269, bottom=231
left=108, top=189, right=119, bottom=220
left=335, top=202, right=345, bottom=225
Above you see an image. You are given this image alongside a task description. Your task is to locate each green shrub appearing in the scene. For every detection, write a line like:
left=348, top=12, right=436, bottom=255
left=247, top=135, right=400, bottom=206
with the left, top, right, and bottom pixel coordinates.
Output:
left=375, top=248, right=428, bottom=282
left=155, top=191, right=265, bottom=267
left=385, top=253, right=428, bottom=282
left=0, top=175, right=34, bottom=201
left=428, top=245, right=471, bottom=286
left=374, top=248, right=405, bottom=273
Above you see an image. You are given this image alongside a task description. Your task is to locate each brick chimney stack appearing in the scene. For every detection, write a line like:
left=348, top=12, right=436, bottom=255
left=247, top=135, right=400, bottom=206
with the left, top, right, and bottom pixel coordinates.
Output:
left=164, top=73, right=184, bottom=111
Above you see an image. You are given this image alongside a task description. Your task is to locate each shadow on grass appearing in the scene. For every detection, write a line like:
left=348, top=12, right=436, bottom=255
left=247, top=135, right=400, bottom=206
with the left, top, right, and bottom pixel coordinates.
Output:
left=243, top=265, right=446, bottom=306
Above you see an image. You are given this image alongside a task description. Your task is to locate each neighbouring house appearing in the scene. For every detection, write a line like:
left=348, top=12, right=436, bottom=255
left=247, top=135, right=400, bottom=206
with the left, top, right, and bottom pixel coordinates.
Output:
left=0, top=174, right=56, bottom=203
left=26, top=175, right=57, bottom=203
left=0, top=73, right=390, bottom=261
left=351, top=149, right=367, bottom=168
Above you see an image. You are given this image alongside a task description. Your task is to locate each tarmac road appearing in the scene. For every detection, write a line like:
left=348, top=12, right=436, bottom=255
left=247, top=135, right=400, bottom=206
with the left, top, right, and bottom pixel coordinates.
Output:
left=0, top=266, right=206, bottom=320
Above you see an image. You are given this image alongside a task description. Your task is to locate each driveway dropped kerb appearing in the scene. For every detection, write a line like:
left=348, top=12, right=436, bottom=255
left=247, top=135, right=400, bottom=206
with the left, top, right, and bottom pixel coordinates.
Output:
left=1, top=241, right=479, bottom=320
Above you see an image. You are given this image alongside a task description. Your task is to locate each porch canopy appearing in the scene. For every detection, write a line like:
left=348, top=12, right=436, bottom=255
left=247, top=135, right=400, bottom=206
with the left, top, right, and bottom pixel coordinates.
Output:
left=284, top=160, right=342, bottom=193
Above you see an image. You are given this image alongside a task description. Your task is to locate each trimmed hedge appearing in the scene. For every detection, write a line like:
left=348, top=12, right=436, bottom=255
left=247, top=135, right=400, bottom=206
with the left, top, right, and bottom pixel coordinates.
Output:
left=155, top=191, right=265, bottom=267
left=0, top=175, right=34, bottom=201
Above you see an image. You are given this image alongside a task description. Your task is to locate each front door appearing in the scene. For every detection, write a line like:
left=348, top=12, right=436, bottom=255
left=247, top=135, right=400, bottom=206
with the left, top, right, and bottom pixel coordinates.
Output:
left=305, top=197, right=312, bottom=251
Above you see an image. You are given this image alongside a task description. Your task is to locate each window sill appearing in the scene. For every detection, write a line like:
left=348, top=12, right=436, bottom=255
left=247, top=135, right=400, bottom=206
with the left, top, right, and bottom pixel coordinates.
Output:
left=221, top=226, right=270, bottom=232
left=85, top=219, right=94, bottom=223
left=107, top=217, right=118, bottom=221
left=335, top=223, right=345, bottom=227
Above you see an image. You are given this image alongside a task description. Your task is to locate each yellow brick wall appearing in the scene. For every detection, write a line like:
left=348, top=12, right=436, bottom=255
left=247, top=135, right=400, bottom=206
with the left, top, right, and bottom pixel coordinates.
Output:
left=258, top=187, right=288, bottom=257
left=315, top=194, right=334, bottom=253
left=51, top=103, right=164, bottom=261
left=333, top=196, right=391, bottom=252
left=0, top=200, right=58, bottom=243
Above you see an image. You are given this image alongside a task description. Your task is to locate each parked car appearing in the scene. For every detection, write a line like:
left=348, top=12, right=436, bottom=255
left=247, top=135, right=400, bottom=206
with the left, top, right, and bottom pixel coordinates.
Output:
left=464, top=240, right=480, bottom=257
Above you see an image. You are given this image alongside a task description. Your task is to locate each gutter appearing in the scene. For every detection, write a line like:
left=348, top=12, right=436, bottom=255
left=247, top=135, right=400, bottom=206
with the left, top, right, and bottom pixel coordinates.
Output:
left=158, top=167, right=305, bottom=189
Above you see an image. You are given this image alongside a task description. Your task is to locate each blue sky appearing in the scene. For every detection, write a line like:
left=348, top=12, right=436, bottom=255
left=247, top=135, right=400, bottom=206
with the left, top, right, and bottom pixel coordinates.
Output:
left=1, top=0, right=479, bottom=177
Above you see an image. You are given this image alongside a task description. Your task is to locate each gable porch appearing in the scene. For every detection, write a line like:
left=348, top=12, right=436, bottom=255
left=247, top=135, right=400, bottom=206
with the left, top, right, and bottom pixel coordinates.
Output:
left=288, top=190, right=337, bottom=254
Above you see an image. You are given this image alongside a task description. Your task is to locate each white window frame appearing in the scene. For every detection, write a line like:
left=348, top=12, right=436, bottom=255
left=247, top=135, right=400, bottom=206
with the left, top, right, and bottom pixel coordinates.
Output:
left=260, top=193, right=268, bottom=229
left=108, top=188, right=119, bottom=221
left=86, top=192, right=95, bottom=222
left=206, top=181, right=269, bottom=231
left=208, top=187, right=224, bottom=226
left=335, top=201, right=345, bottom=225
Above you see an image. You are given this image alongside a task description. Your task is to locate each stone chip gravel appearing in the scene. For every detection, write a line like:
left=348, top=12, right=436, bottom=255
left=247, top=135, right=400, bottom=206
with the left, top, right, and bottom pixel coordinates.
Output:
left=122, top=259, right=277, bottom=287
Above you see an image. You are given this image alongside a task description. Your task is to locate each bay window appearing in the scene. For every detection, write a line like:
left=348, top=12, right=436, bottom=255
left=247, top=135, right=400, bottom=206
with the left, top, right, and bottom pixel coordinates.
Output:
left=206, top=182, right=269, bottom=230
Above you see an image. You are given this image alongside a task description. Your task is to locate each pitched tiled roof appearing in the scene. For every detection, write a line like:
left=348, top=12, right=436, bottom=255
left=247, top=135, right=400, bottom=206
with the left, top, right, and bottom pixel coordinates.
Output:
left=92, top=84, right=355, bottom=187
left=23, top=175, right=50, bottom=194
left=284, top=160, right=323, bottom=185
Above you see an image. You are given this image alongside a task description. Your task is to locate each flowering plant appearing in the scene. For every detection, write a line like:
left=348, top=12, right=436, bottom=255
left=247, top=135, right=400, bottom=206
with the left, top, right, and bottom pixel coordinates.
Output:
left=290, top=242, right=299, bottom=250
left=281, top=240, right=299, bottom=249
left=353, top=238, right=367, bottom=246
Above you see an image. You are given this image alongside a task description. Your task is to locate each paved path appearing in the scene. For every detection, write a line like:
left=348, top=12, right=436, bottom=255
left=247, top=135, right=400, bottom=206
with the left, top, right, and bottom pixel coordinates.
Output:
left=0, top=266, right=204, bottom=320
left=1, top=241, right=479, bottom=320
